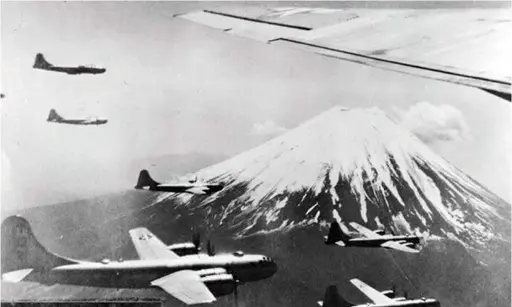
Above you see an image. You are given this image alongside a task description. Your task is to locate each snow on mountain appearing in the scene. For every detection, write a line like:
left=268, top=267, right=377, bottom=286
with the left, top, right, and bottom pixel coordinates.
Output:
left=152, top=106, right=509, bottom=250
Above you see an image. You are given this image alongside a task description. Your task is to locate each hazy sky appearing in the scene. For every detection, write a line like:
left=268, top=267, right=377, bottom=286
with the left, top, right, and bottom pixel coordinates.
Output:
left=1, top=1, right=510, bottom=212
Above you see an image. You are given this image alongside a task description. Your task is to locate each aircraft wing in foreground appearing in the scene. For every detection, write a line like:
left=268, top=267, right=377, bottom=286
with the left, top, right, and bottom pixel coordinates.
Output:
left=134, top=169, right=224, bottom=195
left=129, top=227, right=181, bottom=260
left=176, top=6, right=510, bottom=102
left=151, top=270, right=217, bottom=305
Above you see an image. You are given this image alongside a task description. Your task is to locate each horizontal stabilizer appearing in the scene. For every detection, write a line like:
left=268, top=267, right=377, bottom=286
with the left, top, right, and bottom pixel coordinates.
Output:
left=2, top=269, right=34, bottom=283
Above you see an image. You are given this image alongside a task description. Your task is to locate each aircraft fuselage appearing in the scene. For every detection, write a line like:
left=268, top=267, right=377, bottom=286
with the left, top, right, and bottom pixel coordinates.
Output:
left=149, top=183, right=224, bottom=193
left=21, top=255, right=277, bottom=290
left=345, top=236, right=420, bottom=247
left=43, top=65, right=106, bottom=75
left=51, top=119, right=108, bottom=125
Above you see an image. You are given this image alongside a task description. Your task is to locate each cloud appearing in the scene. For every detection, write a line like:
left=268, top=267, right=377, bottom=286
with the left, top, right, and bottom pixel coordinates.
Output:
left=250, top=120, right=288, bottom=137
left=399, top=101, right=472, bottom=143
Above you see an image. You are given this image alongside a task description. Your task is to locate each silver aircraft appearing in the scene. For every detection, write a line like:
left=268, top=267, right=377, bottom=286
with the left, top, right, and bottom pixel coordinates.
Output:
left=318, top=279, right=440, bottom=307
left=33, top=53, right=106, bottom=75
left=1, top=216, right=277, bottom=305
left=135, top=169, right=224, bottom=195
left=324, top=221, right=422, bottom=253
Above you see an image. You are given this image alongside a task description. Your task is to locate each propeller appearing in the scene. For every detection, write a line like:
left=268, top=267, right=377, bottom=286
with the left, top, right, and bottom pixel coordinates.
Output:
left=391, top=284, right=397, bottom=298
left=232, top=279, right=241, bottom=307
left=404, top=290, right=409, bottom=299
left=207, top=239, right=216, bottom=256
left=192, top=231, right=201, bottom=253
left=234, top=281, right=239, bottom=306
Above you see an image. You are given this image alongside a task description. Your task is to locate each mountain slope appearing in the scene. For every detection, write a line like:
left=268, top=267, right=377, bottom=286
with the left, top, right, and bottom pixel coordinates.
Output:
left=155, top=107, right=509, bottom=254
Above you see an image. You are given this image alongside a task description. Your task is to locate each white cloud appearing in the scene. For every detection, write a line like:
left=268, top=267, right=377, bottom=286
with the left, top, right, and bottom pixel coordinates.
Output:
left=399, top=101, right=472, bottom=143
left=250, top=120, right=288, bottom=137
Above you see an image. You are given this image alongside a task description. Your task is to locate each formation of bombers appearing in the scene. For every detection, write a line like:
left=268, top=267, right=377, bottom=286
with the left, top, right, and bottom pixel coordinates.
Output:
left=8, top=3, right=510, bottom=306
left=33, top=53, right=108, bottom=126
left=1, top=213, right=436, bottom=306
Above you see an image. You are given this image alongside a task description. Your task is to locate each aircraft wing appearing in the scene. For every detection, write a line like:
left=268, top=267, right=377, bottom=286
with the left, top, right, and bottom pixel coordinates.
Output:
left=350, top=278, right=394, bottom=304
left=381, top=240, right=420, bottom=253
left=177, top=6, right=511, bottom=101
left=151, top=270, right=216, bottom=305
left=185, top=187, right=208, bottom=195
left=349, top=222, right=381, bottom=239
left=129, top=227, right=180, bottom=260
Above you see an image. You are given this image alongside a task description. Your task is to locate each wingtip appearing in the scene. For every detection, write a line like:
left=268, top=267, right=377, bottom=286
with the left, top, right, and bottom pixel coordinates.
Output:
left=129, top=227, right=149, bottom=234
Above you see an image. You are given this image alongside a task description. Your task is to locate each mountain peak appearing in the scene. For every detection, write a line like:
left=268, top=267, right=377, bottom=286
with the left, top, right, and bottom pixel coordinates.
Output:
left=158, top=106, right=508, bottom=250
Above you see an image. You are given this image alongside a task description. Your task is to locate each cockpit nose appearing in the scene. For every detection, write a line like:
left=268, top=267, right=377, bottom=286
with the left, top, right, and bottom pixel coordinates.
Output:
left=261, top=256, right=278, bottom=277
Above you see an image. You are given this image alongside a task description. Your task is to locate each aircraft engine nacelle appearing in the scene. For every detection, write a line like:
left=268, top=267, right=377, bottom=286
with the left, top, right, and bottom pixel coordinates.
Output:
left=197, top=268, right=227, bottom=277
left=393, top=297, right=407, bottom=301
left=381, top=290, right=395, bottom=298
left=374, top=229, right=386, bottom=235
left=403, top=242, right=415, bottom=247
left=201, top=273, right=236, bottom=297
left=167, top=242, right=199, bottom=256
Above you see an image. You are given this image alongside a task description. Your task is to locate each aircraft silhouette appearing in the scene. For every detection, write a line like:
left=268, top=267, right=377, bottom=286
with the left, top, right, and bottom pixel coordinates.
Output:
left=318, top=279, right=440, bottom=307
left=325, top=221, right=421, bottom=253
left=135, top=169, right=224, bottom=195
left=47, top=109, right=108, bottom=126
left=33, top=53, right=106, bottom=75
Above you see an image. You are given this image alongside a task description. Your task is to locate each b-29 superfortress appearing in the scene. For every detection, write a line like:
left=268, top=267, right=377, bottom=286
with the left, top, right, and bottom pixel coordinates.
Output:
left=1, top=216, right=277, bottom=305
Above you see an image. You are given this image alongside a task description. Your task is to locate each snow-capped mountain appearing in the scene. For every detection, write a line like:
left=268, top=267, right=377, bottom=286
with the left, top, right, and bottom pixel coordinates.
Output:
left=155, top=106, right=509, bottom=250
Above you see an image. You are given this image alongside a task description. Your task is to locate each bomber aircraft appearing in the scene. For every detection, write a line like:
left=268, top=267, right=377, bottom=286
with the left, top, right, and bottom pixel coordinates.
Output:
left=318, top=279, right=440, bottom=307
left=176, top=6, right=510, bottom=102
left=135, top=169, right=224, bottom=195
left=1, top=216, right=277, bottom=305
left=47, top=109, right=108, bottom=125
left=33, top=53, right=106, bottom=75
left=324, top=221, right=421, bottom=253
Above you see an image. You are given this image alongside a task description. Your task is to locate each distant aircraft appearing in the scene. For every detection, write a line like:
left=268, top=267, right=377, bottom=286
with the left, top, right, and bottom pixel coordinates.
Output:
left=47, top=109, right=108, bottom=125
left=135, top=169, right=225, bottom=195
left=33, top=53, right=106, bottom=75
left=324, top=221, right=421, bottom=253
left=318, top=279, right=440, bottom=307
left=0, top=93, right=5, bottom=99
left=1, top=216, right=277, bottom=306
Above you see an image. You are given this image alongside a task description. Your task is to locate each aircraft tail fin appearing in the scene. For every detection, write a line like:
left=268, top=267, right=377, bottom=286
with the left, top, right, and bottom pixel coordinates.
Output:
left=320, top=285, right=353, bottom=307
left=33, top=53, right=52, bottom=69
left=1, top=215, right=77, bottom=273
left=325, top=221, right=351, bottom=245
left=135, top=169, right=160, bottom=190
left=47, top=109, right=63, bottom=122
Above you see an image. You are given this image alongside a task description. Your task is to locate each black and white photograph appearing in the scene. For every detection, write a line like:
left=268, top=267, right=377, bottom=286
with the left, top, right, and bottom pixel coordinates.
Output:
left=1, top=1, right=510, bottom=306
